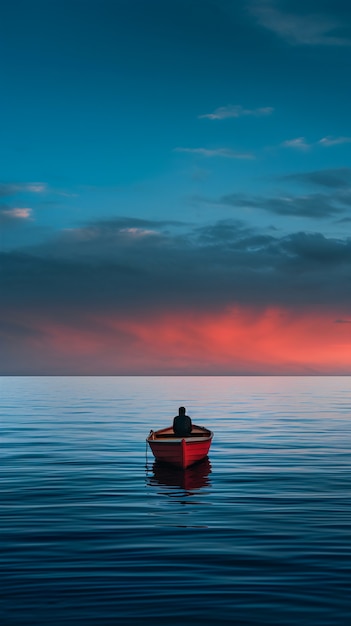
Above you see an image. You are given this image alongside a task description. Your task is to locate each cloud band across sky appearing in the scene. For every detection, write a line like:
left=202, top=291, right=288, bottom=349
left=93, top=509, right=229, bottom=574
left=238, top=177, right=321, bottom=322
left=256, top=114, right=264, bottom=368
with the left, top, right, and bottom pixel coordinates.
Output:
left=1, top=217, right=351, bottom=374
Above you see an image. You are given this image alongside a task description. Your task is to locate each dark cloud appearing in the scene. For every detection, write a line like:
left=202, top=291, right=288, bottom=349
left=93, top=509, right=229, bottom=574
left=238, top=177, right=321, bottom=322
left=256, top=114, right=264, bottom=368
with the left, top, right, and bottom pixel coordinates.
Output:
left=32, top=216, right=189, bottom=264
left=218, top=192, right=344, bottom=218
left=1, top=216, right=351, bottom=317
left=283, top=168, right=351, bottom=189
left=194, top=219, right=254, bottom=243
left=87, top=216, right=187, bottom=229
left=281, top=231, right=351, bottom=264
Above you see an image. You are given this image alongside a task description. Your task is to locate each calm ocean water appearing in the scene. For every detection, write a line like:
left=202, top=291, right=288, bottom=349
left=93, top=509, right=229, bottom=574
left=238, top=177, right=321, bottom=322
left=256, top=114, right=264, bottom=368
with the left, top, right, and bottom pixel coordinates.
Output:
left=1, top=376, right=351, bottom=625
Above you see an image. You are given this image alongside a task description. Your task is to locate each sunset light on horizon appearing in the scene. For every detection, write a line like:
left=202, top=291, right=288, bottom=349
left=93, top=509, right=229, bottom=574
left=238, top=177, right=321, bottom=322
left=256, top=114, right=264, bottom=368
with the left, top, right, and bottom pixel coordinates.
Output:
left=2, top=305, right=351, bottom=375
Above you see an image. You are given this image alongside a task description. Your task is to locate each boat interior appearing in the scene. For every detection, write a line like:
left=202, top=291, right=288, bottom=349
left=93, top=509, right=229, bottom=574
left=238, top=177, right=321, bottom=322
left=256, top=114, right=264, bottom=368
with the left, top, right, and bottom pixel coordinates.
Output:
left=148, top=425, right=211, bottom=440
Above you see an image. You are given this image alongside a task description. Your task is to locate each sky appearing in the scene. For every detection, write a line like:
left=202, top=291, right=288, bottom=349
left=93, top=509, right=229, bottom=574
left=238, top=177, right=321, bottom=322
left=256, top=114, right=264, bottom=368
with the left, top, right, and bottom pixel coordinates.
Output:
left=1, top=0, right=351, bottom=375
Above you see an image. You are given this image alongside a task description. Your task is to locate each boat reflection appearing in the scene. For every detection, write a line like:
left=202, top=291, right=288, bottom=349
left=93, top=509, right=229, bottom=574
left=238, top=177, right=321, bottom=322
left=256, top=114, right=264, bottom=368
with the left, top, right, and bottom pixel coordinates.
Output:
left=148, top=457, right=212, bottom=492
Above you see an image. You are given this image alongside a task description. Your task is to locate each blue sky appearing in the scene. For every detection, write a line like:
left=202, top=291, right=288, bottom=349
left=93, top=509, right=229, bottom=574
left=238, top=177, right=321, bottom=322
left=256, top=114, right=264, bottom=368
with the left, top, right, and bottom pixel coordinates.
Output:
left=1, top=0, right=351, bottom=374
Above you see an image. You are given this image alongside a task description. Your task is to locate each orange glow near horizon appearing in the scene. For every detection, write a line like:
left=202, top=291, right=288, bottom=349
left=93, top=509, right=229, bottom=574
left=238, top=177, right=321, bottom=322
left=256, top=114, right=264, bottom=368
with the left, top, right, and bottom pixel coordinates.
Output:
left=106, top=307, right=351, bottom=374
left=3, top=305, right=351, bottom=374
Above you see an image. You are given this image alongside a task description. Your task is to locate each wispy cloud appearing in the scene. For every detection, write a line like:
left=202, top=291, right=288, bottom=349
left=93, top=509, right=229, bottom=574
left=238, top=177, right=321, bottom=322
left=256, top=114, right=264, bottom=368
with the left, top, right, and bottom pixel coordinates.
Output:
left=0, top=182, right=79, bottom=208
left=62, top=217, right=185, bottom=247
left=282, top=137, right=310, bottom=150
left=0, top=182, right=47, bottom=197
left=282, top=136, right=351, bottom=150
left=63, top=225, right=160, bottom=244
left=174, top=147, right=255, bottom=159
left=318, top=136, right=351, bottom=147
left=199, top=104, right=274, bottom=120
left=250, top=0, right=351, bottom=46
left=0, top=207, right=32, bottom=223
left=119, top=227, right=160, bottom=238
left=24, top=183, right=47, bottom=193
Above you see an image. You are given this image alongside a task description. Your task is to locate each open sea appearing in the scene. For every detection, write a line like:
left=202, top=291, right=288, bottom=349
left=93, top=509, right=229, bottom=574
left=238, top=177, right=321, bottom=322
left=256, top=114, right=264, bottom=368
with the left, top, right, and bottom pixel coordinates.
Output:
left=1, top=376, right=351, bottom=625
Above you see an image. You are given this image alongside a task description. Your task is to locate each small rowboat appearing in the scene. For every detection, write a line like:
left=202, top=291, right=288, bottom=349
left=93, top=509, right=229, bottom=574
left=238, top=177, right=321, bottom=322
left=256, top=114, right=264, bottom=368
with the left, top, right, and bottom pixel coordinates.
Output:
left=146, top=425, right=213, bottom=469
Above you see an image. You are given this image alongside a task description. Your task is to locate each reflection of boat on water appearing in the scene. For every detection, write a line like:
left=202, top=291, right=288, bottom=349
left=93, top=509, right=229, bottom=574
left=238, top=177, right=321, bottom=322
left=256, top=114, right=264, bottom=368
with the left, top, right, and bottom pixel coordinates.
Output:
left=146, top=425, right=213, bottom=469
left=149, top=457, right=212, bottom=491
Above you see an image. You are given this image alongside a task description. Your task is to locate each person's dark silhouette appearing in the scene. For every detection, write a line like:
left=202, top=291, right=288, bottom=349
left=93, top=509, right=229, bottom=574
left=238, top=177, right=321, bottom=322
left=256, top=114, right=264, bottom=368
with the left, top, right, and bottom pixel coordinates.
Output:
left=173, top=406, right=192, bottom=437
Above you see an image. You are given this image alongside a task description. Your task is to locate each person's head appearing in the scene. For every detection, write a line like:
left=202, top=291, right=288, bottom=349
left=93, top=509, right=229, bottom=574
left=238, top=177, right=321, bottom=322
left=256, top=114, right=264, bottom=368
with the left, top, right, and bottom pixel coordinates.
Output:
left=179, top=406, right=186, bottom=415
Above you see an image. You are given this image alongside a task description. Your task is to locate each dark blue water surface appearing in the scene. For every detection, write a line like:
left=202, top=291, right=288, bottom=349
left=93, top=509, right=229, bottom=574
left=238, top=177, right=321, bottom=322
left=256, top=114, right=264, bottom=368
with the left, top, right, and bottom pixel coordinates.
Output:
left=1, top=376, right=351, bottom=625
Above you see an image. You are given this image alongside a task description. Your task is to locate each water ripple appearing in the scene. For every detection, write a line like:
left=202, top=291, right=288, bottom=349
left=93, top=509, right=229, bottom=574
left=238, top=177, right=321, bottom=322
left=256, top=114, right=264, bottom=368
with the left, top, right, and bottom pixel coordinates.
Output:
left=1, top=376, right=351, bottom=625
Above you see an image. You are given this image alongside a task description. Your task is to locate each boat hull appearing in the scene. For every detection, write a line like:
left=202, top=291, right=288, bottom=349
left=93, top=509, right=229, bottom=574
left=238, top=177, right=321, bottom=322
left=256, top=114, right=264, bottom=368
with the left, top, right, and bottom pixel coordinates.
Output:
left=147, top=425, right=213, bottom=469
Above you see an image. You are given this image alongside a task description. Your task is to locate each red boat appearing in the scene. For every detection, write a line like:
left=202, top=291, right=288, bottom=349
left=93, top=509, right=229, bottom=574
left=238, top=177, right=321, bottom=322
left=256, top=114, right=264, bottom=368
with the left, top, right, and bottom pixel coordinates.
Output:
left=146, top=425, right=213, bottom=469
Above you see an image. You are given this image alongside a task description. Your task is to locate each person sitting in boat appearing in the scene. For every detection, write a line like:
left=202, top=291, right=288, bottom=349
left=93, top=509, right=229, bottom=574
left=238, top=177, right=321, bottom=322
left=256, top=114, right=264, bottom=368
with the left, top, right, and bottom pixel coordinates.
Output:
left=173, top=406, right=192, bottom=437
